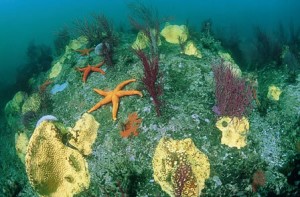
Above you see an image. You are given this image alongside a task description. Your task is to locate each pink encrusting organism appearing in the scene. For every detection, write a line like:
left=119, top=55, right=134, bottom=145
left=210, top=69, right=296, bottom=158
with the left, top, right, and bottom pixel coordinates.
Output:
left=212, top=61, right=253, bottom=118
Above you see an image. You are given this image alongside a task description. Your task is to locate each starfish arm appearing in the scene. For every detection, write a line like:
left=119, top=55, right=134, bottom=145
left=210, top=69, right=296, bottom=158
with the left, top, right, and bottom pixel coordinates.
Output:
left=75, top=49, right=87, bottom=55
left=111, top=95, right=120, bottom=121
left=82, top=68, right=91, bottom=83
left=76, top=67, right=86, bottom=72
left=94, top=89, right=109, bottom=96
left=87, top=95, right=112, bottom=113
left=91, top=67, right=106, bottom=75
left=94, top=61, right=105, bottom=68
left=115, top=79, right=136, bottom=91
left=116, top=90, right=143, bottom=97
left=74, top=49, right=81, bottom=53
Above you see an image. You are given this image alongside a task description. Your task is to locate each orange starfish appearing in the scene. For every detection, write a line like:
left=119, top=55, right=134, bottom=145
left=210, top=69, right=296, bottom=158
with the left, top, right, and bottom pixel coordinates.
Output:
left=74, top=48, right=94, bottom=56
left=76, top=61, right=105, bottom=83
left=88, top=79, right=143, bottom=120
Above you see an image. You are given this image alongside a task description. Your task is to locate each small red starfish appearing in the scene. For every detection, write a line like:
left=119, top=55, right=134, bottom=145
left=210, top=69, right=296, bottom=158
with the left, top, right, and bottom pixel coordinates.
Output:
left=76, top=61, right=105, bottom=83
left=74, top=48, right=94, bottom=56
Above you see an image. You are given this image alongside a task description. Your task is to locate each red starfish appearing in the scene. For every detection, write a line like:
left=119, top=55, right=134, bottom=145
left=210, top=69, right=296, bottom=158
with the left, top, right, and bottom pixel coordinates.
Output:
left=76, top=61, right=105, bottom=83
left=74, top=48, right=94, bottom=56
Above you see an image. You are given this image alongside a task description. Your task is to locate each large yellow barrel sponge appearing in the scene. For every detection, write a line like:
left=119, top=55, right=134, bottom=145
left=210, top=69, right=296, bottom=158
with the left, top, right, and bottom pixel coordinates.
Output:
left=216, top=116, right=249, bottom=149
left=160, top=23, right=188, bottom=44
left=267, top=85, right=282, bottom=101
left=152, top=137, right=210, bottom=197
left=68, top=113, right=100, bottom=156
left=15, top=132, right=29, bottom=164
left=25, top=121, right=90, bottom=197
left=183, top=41, right=202, bottom=58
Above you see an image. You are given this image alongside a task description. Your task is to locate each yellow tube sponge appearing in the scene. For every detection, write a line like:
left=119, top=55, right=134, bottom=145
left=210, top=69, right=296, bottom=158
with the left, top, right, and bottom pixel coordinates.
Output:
left=267, top=85, right=282, bottom=101
left=160, top=23, right=188, bottom=44
left=15, top=132, right=29, bottom=164
left=216, top=116, right=249, bottom=149
left=25, top=121, right=90, bottom=197
left=68, top=113, right=100, bottom=156
left=152, top=137, right=210, bottom=197
left=183, top=41, right=202, bottom=58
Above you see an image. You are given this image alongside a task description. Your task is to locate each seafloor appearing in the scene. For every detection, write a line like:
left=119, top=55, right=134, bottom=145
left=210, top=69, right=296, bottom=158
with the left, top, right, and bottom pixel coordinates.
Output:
left=0, top=29, right=299, bottom=197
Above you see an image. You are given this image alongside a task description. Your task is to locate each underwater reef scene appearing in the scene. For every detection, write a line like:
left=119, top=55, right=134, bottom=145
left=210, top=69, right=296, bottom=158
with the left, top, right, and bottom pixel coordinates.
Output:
left=1, top=1, right=300, bottom=197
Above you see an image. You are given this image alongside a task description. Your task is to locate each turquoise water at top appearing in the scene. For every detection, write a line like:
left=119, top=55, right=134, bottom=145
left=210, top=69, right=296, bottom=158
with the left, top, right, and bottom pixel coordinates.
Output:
left=0, top=0, right=299, bottom=90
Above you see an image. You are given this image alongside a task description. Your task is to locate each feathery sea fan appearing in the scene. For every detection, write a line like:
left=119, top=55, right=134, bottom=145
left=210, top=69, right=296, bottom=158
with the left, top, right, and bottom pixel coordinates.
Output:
left=213, top=61, right=253, bottom=118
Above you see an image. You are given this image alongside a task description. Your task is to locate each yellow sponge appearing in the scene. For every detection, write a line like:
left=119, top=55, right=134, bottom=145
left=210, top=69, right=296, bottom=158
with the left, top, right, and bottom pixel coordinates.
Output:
left=152, top=137, right=210, bottom=197
left=160, top=23, right=188, bottom=44
left=267, top=85, right=282, bottom=101
left=216, top=116, right=249, bottom=149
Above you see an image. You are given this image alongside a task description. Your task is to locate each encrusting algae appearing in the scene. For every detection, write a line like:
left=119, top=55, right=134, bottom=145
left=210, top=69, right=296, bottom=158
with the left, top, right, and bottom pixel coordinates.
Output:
left=152, top=137, right=210, bottom=197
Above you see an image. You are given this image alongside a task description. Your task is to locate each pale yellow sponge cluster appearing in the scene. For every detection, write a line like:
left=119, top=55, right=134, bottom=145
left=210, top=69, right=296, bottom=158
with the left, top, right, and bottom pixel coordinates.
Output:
left=5, top=91, right=26, bottom=113
left=66, top=36, right=89, bottom=51
left=15, top=132, right=29, bottom=164
left=218, top=51, right=242, bottom=77
left=132, top=31, right=149, bottom=50
left=132, top=29, right=161, bottom=50
left=160, top=23, right=188, bottom=44
left=21, top=93, right=41, bottom=115
left=68, top=113, right=100, bottom=156
left=49, top=61, right=62, bottom=79
left=25, top=121, right=90, bottom=197
left=152, top=137, right=210, bottom=197
left=216, top=116, right=249, bottom=149
left=183, top=41, right=202, bottom=58
left=267, top=85, right=282, bottom=101
left=48, top=36, right=89, bottom=79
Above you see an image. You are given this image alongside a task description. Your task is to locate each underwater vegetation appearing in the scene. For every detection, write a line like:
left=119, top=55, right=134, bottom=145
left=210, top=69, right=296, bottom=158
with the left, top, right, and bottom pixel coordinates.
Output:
left=73, top=14, right=117, bottom=66
left=1, top=1, right=300, bottom=197
left=217, top=22, right=300, bottom=75
left=129, top=2, right=163, bottom=116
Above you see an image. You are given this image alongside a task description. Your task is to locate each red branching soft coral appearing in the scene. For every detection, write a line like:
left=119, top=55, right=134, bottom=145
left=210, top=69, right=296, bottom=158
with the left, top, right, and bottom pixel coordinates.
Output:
left=129, top=2, right=162, bottom=116
left=213, top=61, right=253, bottom=118
left=134, top=48, right=162, bottom=116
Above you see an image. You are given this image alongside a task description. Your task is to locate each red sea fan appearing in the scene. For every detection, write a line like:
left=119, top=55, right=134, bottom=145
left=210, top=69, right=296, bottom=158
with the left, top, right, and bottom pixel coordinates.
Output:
left=212, top=61, right=253, bottom=118
left=134, top=49, right=162, bottom=116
